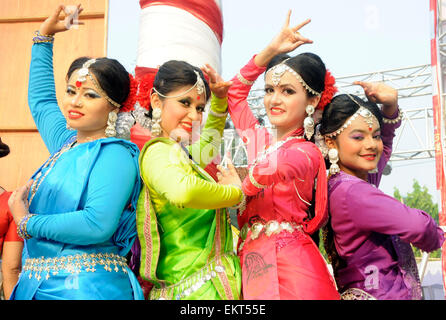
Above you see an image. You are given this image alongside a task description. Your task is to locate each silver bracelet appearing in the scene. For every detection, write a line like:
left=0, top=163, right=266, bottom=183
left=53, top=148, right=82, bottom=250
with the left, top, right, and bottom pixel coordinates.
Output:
left=209, top=108, right=228, bottom=118
left=236, top=72, right=255, bottom=86
left=382, top=108, right=402, bottom=124
left=248, top=166, right=267, bottom=189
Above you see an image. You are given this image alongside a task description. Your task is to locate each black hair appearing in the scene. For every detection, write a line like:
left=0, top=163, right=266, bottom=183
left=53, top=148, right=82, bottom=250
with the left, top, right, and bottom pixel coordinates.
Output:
left=0, top=138, right=9, bottom=158
left=319, top=94, right=383, bottom=136
left=66, top=57, right=130, bottom=107
left=153, top=60, right=211, bottom=102
left=319, top=93, right=383, bottom=277
left=266, top=52, right=327, bottom=97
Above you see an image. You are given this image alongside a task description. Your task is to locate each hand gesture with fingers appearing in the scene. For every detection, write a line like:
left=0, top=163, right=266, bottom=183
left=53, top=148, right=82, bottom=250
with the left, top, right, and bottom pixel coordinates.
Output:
left=354, top=81, right=398, bottom=113
left=39, top=3, right=84, bottom=36
left=268, top=10, right=313, bottom=55
left=216, top=157, right=242, bottom=188
left=8, top=180, right=33, bottom=225
left=201, top=64, right=232, bottom=99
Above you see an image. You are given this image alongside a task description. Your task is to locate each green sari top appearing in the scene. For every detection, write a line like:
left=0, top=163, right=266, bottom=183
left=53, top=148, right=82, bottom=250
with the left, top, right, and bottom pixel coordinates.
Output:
left=136, top=95, right=242, bottom=300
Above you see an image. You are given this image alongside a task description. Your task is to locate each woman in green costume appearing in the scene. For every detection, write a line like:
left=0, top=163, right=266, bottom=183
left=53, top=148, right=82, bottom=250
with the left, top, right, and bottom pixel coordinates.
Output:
left=135, top=61, right=244, bottom=300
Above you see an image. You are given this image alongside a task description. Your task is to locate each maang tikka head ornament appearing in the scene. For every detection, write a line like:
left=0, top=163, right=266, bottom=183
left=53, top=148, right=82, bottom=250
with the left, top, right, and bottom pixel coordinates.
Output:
left=325, top=94, right=379, bottom=139
left=194, top=70, right=206, bottom=100
left=152, top=70, right=206, bottom=102
left=76, top=59, right=96, bottom=87
left=75, top=58, right=121, bottom=109
left=266, top=60, right=322, bottom=97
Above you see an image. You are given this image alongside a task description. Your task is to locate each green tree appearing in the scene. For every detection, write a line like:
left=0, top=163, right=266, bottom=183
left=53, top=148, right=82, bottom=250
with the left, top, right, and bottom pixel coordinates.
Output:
left=394, top=180, right=441, bottom=258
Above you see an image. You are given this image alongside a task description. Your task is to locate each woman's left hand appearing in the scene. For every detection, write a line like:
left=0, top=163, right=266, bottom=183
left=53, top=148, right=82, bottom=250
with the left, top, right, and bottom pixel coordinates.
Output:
left=8, top=180, right=33, bottom=225
left=201, top=64, right=232, bottom=99
left=354, top=81, right=398, bottom=112
left=39, top=3, right=84, bottom=36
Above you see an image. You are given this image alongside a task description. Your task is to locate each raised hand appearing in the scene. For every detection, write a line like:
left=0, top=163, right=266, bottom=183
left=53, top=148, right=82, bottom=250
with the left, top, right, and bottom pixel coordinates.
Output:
left=201, top=64, right=232, bottom=99
left=268, top=10, right=313, bottom=55
left=354, top=81, right=398, bottom=114
left=255, top=10, right=312, bottom=67
left=39, top=3, right=84, bottom=36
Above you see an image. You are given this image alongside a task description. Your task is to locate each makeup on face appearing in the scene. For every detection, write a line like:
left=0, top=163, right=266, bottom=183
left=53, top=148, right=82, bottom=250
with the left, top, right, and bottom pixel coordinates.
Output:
left=335, top=117, right=383, bottom=180
left=263, top=72, right=311, bottom=139
left=62, top=75, right=114, bottom=140
left=66, top=84, right=102, bottom=99
left=158, top=86, right=206, bottom=143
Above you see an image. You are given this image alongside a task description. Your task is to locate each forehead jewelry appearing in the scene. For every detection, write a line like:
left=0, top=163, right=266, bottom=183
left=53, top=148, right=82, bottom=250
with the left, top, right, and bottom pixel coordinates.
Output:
left=265, top=60, right=321, bottom=97
left=76, top=59, right=96, bottom=87
left=75, top=58, right=121, bottom=109
left=325, top=94, right=379, bottom=138
left=195, top=70, right=205, bottom=101
left=153, top=70, right=206, bottom=102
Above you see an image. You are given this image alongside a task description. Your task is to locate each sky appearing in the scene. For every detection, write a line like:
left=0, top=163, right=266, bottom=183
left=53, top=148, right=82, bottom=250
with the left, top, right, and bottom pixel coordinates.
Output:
left=107, top=0, right=439, bottom=202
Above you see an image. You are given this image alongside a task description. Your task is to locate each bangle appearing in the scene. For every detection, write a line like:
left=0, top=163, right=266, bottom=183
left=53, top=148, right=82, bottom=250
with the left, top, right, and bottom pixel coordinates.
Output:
left=382, top=108, right=402, bottom=124
left=229, top=184, right=247, bottom=216
left=236, top=72, right=255, bottom=86
left=248, top=165, right=267, bottom=190
left=209, top=108, right=228, bottom=118
left=17, top=213, right=35, bottom=240
left=32, top=30, right=54, bottom=44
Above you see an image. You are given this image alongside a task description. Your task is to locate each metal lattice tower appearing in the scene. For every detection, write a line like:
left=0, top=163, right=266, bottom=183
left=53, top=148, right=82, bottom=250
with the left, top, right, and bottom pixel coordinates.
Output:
left=222, top=65, right=436, bottom=166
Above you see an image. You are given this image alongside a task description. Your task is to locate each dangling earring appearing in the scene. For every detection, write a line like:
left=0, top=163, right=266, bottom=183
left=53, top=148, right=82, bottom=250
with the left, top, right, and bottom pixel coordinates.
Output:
left=105, top=110, right=118, bottom=137
left=368, top=167, right=378, bottom=174
left=304, top=105, right=315, bottom=140
left=151, top=107, right=162, bottom=137
left=328, top=148, right=340, bottom=175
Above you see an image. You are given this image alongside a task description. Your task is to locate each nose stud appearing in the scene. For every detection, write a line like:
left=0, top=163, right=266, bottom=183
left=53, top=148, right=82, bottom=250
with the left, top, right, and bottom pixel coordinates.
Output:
left=73, top=100, right=83, bottom=107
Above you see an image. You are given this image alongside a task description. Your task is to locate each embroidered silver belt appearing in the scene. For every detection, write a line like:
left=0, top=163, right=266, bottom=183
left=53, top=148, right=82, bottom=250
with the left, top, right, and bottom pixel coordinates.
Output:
left=238, top=220, right=304, bottom=253
left=240, top=220, right=303, bottom=241
left=341, top=288, right=377, bottom=300
left=22, top=253, right=128, bottom=281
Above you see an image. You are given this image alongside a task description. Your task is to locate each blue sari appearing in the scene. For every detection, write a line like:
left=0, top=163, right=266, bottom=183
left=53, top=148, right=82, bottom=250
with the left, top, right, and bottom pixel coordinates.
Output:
left=11, top=42, right=143, bottom=300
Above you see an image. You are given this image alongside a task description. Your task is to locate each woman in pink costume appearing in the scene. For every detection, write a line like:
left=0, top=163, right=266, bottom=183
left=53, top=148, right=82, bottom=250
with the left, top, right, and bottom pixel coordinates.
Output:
left=224, top=11, right=339, bottom=299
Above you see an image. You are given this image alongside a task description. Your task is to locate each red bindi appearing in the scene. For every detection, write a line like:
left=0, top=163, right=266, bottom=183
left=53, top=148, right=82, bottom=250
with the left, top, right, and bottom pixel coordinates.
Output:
left=369, top=127, right=372, bottom=131
left=197, top=96, right=200, bottom=100
left=75, top=81, right=82, bottom=88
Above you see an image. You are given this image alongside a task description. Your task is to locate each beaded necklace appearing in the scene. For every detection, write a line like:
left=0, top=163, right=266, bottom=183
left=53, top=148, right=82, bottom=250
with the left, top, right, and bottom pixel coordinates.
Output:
left=252, top=134, right=305, bottom=166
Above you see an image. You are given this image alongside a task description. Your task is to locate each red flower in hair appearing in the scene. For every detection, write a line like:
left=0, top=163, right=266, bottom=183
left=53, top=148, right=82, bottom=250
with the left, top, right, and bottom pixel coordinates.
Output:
left=317, top=70, right=337, bottom=110
left=137, top=72, right=158, bottom=111
left=120, top=74, right=138, bottom=113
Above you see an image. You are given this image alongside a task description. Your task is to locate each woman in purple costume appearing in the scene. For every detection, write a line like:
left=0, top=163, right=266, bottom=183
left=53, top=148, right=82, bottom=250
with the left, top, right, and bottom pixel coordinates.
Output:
left=316, top=81, right=444, bottom=300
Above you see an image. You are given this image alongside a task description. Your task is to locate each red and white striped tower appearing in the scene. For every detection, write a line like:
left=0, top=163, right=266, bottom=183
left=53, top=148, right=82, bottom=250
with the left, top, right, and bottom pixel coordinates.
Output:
left=429, top=0, right=446, bottom=297
left=131, top=0, right=224, bottom=149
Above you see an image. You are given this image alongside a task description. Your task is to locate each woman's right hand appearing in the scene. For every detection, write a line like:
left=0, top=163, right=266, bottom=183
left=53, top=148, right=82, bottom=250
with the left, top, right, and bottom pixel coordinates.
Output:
left=255, top=10, right=313, bottom=67
left=216, top=158, right=242, bottom=188
left=39, top=3, right=84, bottom=36
left=268, top=10, right=313, bottom=55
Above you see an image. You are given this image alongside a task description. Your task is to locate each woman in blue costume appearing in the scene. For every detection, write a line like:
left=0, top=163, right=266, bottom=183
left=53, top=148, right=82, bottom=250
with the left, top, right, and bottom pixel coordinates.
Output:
left=7, top=4, right=143, bottom=300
